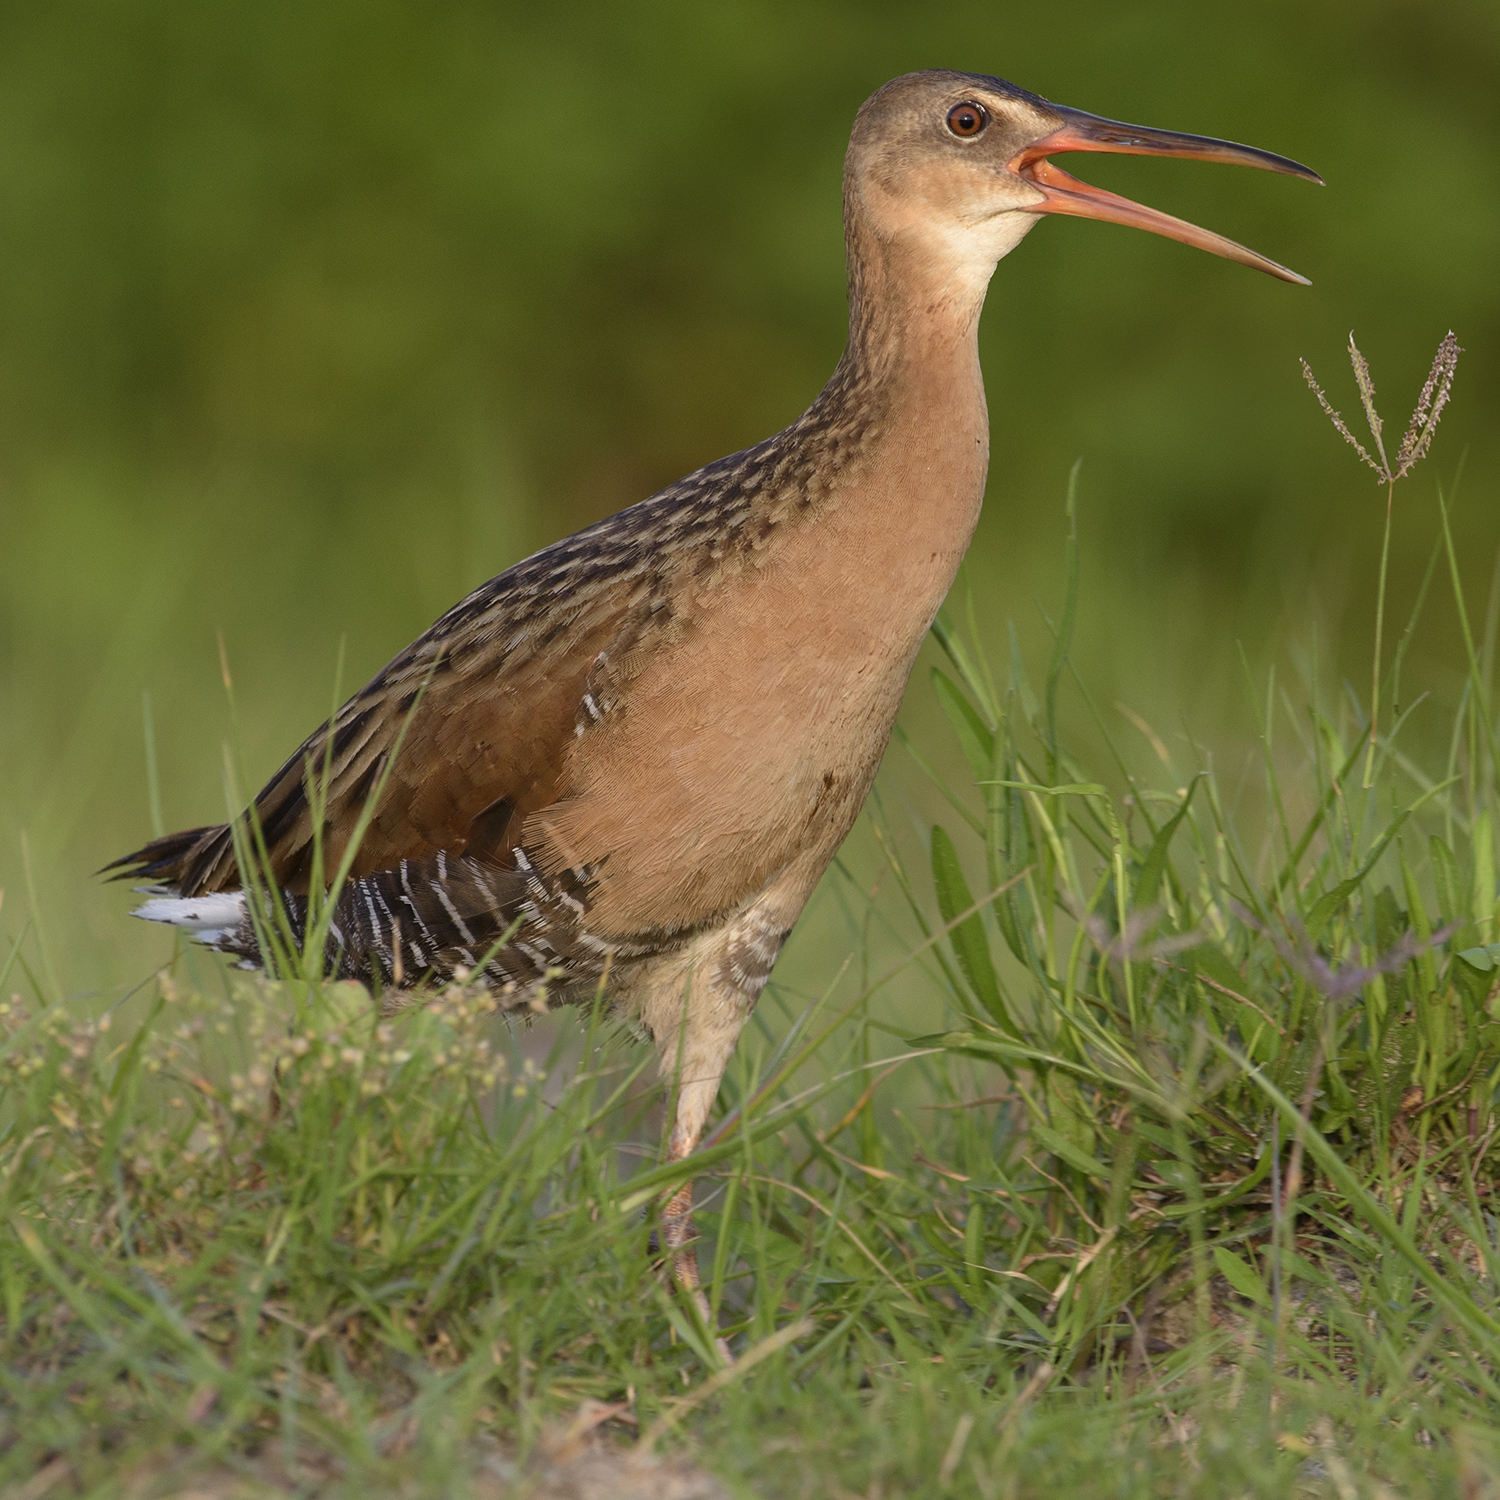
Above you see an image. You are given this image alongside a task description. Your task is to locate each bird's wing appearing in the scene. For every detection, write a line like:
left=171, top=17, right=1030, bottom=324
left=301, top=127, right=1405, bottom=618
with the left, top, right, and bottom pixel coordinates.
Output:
left=109, top=513, right=685, bottom=898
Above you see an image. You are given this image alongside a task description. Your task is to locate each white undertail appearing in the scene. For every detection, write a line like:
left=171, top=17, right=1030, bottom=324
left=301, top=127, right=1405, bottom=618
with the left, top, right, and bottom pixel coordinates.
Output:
left=133, top=890, right=247, bottom=950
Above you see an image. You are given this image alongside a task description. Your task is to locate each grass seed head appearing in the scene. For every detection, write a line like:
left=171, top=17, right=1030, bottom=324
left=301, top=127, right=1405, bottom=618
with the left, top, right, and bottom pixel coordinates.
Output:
left=1346, top=331, right=1389, bottom=472
left=1301, top=330, right=1462, bottom=486
left=1301, top=353, right=1383, bottom=479
left=1395, top=330, right=1462, bottom=479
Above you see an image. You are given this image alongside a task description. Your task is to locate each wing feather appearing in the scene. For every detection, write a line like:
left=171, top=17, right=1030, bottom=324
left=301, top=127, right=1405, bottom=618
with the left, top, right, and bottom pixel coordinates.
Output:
left=111, top=538, right=672, bottom=896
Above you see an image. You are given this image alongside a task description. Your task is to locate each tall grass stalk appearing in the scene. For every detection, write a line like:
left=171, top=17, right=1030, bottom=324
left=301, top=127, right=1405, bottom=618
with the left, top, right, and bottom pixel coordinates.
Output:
left=1301, top=331, right=1461, bottom=786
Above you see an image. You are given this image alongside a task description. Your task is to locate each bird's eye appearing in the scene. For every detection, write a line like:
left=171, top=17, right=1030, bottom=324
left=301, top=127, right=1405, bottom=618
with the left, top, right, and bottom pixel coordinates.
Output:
left=946, top=101, right=988, bottom=138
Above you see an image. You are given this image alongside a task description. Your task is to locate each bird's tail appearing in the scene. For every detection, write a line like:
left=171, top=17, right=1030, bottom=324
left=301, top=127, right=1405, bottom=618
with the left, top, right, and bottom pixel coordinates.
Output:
left=101, top=825, right=224, bottom=887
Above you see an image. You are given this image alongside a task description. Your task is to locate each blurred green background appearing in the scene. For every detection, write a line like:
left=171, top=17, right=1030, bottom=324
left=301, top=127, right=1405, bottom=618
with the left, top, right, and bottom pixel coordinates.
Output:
left=1, top=0, right=1496, bottom=1004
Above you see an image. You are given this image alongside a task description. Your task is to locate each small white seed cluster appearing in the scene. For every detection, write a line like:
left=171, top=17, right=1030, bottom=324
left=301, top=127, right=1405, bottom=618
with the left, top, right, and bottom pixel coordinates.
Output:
left=0, top=965, right=545, bottom=1248
left=219, top=970, right=520, bottom=1117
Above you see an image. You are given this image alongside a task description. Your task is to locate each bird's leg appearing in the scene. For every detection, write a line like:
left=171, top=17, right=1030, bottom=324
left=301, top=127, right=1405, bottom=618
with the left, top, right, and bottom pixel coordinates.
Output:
left=639, top=902, right=796, bottom=1360
left=657, top=1020, right=738, bottom=1360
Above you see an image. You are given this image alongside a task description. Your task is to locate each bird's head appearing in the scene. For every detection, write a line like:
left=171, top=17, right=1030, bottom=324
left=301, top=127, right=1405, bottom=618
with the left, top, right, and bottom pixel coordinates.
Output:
left=846, top=70, right=1321, bottom=296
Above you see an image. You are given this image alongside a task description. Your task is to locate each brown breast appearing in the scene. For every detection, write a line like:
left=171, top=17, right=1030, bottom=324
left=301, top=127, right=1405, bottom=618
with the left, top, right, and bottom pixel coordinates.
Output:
left=532, top=335, right=989, bottom=940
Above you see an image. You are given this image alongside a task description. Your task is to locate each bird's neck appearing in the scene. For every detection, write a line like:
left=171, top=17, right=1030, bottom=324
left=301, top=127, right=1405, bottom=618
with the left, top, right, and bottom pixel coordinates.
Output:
left=776, top=202, right=995, bottom=630
left=843, top=190, right=995, bottom=385
left=815, top=194, right=996, bottom=512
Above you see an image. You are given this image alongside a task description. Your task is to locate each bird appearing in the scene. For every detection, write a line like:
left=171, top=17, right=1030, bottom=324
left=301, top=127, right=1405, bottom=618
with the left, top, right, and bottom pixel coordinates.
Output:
left=109, top=69, right=1317, bottom=1317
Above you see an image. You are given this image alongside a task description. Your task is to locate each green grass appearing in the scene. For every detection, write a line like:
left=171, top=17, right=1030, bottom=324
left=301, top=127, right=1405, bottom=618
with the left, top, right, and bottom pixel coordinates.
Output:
left=7, top=413, right=1500, bottom=1495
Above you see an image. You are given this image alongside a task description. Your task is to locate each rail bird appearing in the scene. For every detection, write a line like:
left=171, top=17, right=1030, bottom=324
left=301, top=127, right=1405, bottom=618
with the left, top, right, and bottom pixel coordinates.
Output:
left=110, top=70, right=1317, bottom=1309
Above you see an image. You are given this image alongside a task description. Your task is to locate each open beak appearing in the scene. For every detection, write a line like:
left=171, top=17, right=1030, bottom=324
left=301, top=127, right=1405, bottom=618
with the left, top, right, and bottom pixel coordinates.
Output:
left=1008, top=105, right=1323, bottom=284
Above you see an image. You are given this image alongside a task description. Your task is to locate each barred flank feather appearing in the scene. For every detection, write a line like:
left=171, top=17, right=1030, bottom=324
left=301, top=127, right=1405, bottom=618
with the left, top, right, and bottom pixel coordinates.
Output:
left=134, top=849, right=621, bottom=995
